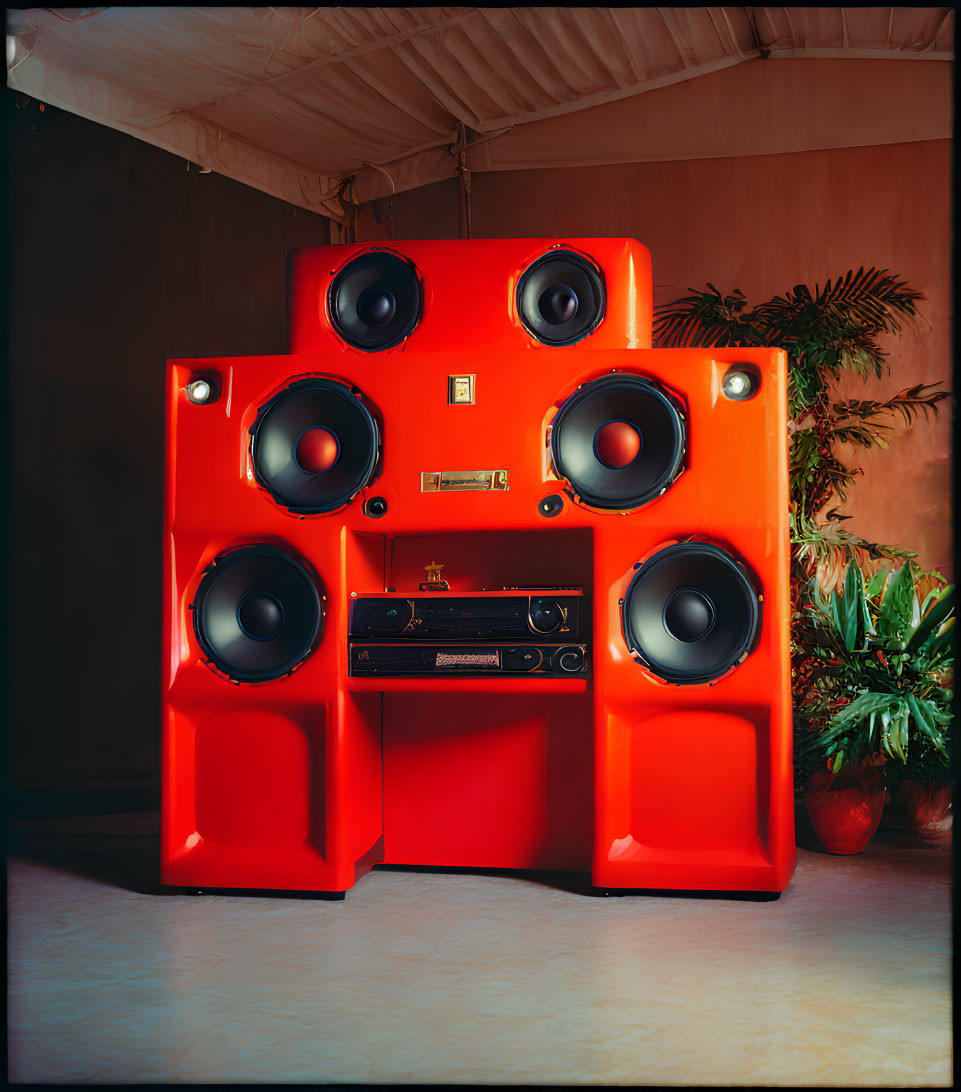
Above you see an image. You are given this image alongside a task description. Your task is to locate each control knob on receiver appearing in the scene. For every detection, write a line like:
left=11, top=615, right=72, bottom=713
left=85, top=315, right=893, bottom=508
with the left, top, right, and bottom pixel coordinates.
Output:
left=529, top=597, right=565, bottom=634
left=370, top=599, right=414, bottom=634
left=553, top=646, right=586, bottom=673
left=503, top=647, right=544, bottom=672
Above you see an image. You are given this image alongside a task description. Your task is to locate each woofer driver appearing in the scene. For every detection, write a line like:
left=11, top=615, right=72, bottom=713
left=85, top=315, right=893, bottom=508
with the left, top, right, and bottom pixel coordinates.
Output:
left=621, top=542, right=761, bottom=684
left=250, top=378, right=379, bottom=514
left=192, top=544, right=324, bottom=683
left=327, top=249, right=422, bottom=351
left=550, top=373, right=685, bottom=510
left=516, top=249, right=605, bottom=345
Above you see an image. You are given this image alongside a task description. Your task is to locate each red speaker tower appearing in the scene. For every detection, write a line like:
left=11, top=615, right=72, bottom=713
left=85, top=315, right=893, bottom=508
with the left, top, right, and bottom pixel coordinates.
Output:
left=162, top=239, right=795, bottom=896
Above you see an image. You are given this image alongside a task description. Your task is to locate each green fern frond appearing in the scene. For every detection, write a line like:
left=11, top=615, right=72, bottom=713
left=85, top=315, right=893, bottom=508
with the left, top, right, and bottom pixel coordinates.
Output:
left=832, top=384, right=950, bottom=427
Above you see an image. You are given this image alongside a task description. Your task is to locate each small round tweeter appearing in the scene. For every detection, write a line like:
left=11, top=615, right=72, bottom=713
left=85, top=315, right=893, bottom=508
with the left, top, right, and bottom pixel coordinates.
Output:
left=250, top=378, right=379, bottom=515
left=328, top=249, right=422, bottom=351
left=517, top=249, right=605, bottom=346
left=539, top=494, right=564, bottom=518
left=192, top=544, right=324, bottom=683
left=621, top=542, right=760, bottom=684
left=550, top=373, right=685, bottom=511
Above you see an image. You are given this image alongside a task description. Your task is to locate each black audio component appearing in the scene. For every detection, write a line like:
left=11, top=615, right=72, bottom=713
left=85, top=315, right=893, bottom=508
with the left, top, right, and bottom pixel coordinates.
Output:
left=550, top=373, right=686, bottom=511
left=348, top=593, right=584, bottom=641
left=250, top=377, right=379, bottom=514
left=348, top=642, right=589, bottom=678
left=621, top=542, right=761, bottom=684
left=516, top=249, right=606, bottom=346
left=327, top=249, right=423, bottom=351
left=192, top=544, right=324, bottom=683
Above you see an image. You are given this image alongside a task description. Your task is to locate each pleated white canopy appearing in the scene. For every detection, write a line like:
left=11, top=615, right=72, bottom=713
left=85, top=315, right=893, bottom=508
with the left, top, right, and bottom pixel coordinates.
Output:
left=5, top=6, right=954, bottom=221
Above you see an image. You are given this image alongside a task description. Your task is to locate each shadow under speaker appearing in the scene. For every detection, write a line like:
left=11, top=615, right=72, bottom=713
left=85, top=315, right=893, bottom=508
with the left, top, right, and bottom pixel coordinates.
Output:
left=621, top=542, right=761, bottom=684
left=550, top=372, right=685, bottom=510
left=250, top=377, right=379, bottom=514
left=191, top=544, right=324, bottom=683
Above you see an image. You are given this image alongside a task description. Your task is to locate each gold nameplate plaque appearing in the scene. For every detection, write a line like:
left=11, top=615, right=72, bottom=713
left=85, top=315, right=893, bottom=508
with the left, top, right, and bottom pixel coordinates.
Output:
left=421, top=470, right=509, bottom=492
left=448, top=374, right=476, bottom=405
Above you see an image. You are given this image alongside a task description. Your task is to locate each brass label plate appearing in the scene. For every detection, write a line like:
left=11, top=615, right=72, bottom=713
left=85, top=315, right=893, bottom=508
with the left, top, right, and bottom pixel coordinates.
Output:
left=421, top=470, right=509, bottom=492
left=448, top=374, right=476, bottom=404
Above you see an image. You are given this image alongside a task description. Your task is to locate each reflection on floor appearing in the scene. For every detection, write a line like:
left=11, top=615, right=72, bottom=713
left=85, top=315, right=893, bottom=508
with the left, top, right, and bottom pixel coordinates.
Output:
left=6, top=814, right=952, bottom=1086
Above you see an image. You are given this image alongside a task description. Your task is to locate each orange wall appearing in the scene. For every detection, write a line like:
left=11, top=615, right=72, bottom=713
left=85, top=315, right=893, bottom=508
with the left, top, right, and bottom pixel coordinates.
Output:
left=364, top=138, right=952, bottom=577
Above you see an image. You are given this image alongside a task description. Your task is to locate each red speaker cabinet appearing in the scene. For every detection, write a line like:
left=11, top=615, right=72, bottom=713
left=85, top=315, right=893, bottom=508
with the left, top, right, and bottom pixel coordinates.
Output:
left=162, top=238, right=795, bottom=897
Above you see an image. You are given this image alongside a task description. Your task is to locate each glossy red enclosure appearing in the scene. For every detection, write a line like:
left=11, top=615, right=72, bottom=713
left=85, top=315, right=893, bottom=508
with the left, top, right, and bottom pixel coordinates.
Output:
left=288, top=237, right=652, bottom=354
left=162, top=238, right=794, bottom=896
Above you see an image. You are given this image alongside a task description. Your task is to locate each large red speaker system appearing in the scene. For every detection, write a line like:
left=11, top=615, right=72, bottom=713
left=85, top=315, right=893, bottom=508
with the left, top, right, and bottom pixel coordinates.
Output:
left=162, top=238, right=795, bottom=897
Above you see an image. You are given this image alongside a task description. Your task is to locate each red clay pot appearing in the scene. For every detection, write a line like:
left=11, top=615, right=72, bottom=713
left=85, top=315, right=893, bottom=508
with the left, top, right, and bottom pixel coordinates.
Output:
left=900, top=780, right=952, bottom=837
left=805, top=762, right=886, bottom=854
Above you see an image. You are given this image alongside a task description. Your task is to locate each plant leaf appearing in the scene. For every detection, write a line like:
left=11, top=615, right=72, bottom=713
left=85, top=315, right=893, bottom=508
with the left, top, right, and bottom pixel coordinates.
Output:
left=878, top=563, right=915, bottom=636
left=905, top=692, right=948, bottom=757
left=906, top=586, right=955, bottom=652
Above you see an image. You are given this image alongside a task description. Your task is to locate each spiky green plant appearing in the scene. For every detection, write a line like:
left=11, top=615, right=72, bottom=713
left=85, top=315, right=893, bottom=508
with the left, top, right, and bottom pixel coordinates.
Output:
left=793, top=561, right=954, bottom=792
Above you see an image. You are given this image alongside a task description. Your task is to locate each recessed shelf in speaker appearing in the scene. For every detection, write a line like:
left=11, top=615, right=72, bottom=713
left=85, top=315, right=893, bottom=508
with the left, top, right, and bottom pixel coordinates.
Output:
left=384, top=528, right=593, bottom=594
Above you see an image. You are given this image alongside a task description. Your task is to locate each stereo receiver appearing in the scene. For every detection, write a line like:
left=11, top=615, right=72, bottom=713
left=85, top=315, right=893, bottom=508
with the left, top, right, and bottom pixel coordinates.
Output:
left=349, top=642, right=588, bottom=677
left=348, top=591, right=584, bottom=641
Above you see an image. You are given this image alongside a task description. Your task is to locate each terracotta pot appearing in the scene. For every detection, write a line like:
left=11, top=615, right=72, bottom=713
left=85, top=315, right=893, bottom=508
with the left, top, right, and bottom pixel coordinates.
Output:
left=899, top=780, right=953, bottom=837
left=805, top=762, right=886, bottom=854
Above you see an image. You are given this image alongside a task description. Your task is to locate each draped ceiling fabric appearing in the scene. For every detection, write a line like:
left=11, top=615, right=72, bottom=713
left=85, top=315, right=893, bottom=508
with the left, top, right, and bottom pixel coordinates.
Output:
left=5, top=7, right=954, bottom=222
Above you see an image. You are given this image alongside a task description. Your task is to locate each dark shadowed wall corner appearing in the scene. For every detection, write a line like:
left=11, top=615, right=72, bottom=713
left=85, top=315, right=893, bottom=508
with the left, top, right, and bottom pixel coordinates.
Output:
left=7, top=92, right=331, bottom=813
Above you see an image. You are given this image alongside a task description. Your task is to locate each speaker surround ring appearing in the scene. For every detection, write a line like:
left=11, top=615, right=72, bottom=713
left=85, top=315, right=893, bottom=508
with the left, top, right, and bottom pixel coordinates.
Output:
left=517, top=249, right=606, bottom=346
left=192, top=544, right=324, bottom=683
left=327, top=249, right=422, bottom=351
left=622, top=542, right=760, bottom=684
left=250, top=378, right=379, bottom=515
left=550, top=373, right=685, bottom=511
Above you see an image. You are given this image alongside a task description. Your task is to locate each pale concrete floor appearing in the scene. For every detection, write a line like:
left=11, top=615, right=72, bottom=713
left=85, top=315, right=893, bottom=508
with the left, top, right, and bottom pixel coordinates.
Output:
left=6, top=815, right=953, bottom=1086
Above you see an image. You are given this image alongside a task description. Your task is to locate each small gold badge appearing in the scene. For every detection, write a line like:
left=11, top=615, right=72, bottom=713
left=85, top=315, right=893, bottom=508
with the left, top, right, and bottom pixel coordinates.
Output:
left=419, top=561, right=450, bottom=591
left=421, top=470, right=509, bottom=492
left=448, top=374, right=475, bottom=405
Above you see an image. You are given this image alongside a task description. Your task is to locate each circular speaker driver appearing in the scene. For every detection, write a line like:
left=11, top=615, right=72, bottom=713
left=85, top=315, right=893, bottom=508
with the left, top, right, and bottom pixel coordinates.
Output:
left=250, top=378, right=379, bottom=514
left=192, top=544, right=324, bottom=683
left=621, top=542, right=760, bottom=684
left=550, top=373, right=685, bottom=510
left=516, top=249, right=605, bottom=345
left=328, top=249, right=422, bottom=351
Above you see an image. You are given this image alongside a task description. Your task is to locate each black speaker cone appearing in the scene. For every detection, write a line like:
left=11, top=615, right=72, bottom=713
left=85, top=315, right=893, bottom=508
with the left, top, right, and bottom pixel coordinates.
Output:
left=192, top=545, right=323, bottom=683
left=622, top=542, right=760, bottom=684
left=663, top=588, right=715, bottom=643
left=237, top=590, right=285, bottom=641
left=550, top=373, right=685, bottom=510
left=251, top=378, right=378, bottom=514
left=357, top=285, right=397, bottom=327
left=539, top=283, right=579, bottom=325
left=517, top=250, right=605, bottom=345
left=328, top=250, right=421, bottom=351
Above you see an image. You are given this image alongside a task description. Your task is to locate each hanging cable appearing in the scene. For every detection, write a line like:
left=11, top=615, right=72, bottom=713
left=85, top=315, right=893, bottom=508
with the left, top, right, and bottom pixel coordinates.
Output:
left=451, top=122, right=472, bottom=239
left=362, top=161, right=396, bottom=241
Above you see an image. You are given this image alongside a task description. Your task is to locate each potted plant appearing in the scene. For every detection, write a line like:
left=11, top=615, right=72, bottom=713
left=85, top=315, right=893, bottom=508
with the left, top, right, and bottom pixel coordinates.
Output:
left=654, top=269, right=950, bottom=848
left=892, top=750, right=953, bottom=838
left=792, top=561, right=954, bottom=852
